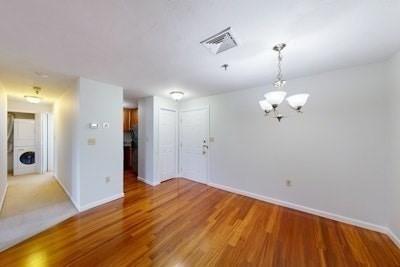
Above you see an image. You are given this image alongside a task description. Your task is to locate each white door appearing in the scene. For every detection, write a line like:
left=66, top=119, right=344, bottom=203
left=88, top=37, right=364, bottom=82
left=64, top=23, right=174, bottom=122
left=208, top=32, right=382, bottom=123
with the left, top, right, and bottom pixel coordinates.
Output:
left=158, top=108, right=177, bottom=182
left=180, top=107, right=209, bottom=184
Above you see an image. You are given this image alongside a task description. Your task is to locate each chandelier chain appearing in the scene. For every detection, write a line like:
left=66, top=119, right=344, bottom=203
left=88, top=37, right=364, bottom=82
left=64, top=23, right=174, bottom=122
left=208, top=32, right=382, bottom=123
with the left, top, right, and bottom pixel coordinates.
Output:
left=276, top=50, right=283, bottom=82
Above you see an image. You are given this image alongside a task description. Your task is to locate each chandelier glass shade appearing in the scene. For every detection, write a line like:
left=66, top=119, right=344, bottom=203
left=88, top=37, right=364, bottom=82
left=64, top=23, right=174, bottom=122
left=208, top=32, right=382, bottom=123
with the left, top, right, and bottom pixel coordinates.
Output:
left=264, top=91, right=287, bottom=107
left=259, top=43, right=309, bottom=121
left=258, top=100, right=273, bottom=112
left=286, top=93, right=310, bottom=111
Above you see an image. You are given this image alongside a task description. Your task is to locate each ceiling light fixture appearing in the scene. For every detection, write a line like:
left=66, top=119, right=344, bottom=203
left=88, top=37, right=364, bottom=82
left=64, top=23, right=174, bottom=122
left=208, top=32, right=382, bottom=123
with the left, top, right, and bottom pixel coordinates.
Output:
left=35, top=72, right=48, bottom=78
left=25, top=86, right=42, bottom=104
left=259, top=43, right=309, bottom=122
left=170, top=91, right=184, bottom=101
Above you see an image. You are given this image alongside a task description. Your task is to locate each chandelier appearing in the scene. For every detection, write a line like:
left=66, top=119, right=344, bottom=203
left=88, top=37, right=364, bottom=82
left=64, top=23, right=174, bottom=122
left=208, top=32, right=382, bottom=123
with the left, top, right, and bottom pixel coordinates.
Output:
left=259, top=43, right=309, bottom=122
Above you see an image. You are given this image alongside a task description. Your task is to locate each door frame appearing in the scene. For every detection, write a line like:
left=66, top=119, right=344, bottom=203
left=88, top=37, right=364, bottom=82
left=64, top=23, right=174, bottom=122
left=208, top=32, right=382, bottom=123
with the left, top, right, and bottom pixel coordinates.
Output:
left=178, top=105, right=210, bottom=184
left=157, top=106, right=179, bottom=183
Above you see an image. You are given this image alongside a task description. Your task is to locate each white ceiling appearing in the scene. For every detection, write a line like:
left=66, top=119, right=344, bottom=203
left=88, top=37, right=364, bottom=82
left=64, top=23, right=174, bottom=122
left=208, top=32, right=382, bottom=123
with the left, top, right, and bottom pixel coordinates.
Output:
left=0, top=0, right=399, bottom=102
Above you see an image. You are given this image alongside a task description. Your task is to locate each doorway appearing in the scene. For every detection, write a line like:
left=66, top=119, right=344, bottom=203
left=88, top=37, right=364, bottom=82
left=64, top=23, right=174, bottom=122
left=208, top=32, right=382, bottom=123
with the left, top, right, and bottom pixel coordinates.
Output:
left=179, top=107, right=209, bottom=184
left=7, top=112, right=54, bottom=175
left=123, top=107, right=138, bottom=174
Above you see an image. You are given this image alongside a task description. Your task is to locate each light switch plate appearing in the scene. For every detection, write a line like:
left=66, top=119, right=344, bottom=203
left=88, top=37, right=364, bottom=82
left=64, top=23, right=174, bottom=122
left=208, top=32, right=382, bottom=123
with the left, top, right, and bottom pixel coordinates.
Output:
left=89, top=123, right=99, bottom=129
left=88, top=138, right=96, bottom=145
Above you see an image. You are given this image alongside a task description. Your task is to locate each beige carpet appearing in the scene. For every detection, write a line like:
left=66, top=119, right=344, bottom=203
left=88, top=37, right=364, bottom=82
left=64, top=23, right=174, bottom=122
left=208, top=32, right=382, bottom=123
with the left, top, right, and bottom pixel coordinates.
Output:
left=0, top=173, right=77, bottom=252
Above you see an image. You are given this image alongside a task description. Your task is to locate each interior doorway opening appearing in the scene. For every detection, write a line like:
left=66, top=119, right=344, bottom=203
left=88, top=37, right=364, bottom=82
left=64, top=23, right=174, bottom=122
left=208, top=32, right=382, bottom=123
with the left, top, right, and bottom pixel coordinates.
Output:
left=123, top=105, right=139, bottom=190
left=7, top=112, right=54, bottom=176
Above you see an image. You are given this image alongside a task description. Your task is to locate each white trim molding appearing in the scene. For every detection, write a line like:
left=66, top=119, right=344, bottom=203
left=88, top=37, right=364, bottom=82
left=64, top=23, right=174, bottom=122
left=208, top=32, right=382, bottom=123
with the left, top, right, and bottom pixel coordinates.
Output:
left=138, top=176, right=160, bottom=186
left=0, top=183, right=8, bottom=210
left=54, top=175, right=124, bottom=212
left=79, top=193, right=125, bottom=212
left=54, top=176, right=80, bottom=211
left=208, top=182, right=389, bottom=234
left=386, top=229, right=400, bottom=248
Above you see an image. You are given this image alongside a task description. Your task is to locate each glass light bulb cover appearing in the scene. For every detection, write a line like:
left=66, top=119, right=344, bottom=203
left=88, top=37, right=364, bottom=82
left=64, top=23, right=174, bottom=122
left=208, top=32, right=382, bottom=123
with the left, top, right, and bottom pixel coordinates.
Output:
left=264, top=91, right=287, bottom=106
left=286, top=93, right=309, bottom=109
left=24, top=95, right=41, bottom=104
left=170, top=91, right=184, bottom=101
left=258, top=100, right=273, bottom=111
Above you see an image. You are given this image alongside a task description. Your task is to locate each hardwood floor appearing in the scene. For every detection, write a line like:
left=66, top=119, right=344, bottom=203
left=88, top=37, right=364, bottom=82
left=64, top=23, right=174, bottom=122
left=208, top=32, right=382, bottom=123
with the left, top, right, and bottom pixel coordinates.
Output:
left=1, top=172, right=399, bottom=266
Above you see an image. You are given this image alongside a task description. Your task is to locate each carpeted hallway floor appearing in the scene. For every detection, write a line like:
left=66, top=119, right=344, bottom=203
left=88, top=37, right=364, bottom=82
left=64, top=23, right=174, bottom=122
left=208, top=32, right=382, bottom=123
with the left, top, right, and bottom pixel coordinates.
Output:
left=0, top=173, right=77, bottom=251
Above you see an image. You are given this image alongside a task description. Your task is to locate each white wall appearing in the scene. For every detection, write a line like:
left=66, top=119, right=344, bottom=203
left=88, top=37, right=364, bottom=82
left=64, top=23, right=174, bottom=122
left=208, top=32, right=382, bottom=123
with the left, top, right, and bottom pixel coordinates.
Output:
left=54, top=78, right=123, bottom=210
left=123, top=99, right=137, bottom=109
left=0, top=82, right=8, bottom=209
left=54, top=85, right=80, bottom=206
left=77, top=78, right=123, bottom=208
left=138, top=96, right=154, bottom=184
left=8, top=98, right=52, bottom=113
left=180, top=61, right=391, bottom=228
left=389, top=52, right=400, bottom=240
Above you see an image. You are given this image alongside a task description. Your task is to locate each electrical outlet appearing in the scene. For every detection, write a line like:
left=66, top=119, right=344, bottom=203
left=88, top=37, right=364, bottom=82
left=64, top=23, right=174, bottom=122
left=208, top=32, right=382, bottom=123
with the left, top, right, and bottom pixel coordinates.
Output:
left=105, top=176, right=111, bottom=183
left=286, top=180, right=292, bottom=187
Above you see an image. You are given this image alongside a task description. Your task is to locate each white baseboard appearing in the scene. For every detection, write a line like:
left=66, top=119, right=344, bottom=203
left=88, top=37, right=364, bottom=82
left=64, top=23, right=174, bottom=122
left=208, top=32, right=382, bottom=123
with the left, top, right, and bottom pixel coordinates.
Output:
left=0, top=183, right=8, bottom=211
left=182, top=176, right=208, bottom=185
left=208, top=182, right=388, bottom=234
left=53, top=176, right=80, bottom=211
left=79, top=193, right=125, bottom=212
left=137, top=176, right=160, bottom=186
left=386, top=229, right=400, bottom=248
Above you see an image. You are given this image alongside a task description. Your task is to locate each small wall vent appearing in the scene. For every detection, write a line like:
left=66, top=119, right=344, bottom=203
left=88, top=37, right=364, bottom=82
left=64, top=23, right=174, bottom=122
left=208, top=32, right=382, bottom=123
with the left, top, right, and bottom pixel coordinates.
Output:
left=200, top=27, right=238, bottom=54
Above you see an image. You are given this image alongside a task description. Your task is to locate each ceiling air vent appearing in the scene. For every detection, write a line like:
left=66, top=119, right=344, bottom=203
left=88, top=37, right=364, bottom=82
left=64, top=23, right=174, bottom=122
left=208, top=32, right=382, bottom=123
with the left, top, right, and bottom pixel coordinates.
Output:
left=200, top=27, right=238, bottom=54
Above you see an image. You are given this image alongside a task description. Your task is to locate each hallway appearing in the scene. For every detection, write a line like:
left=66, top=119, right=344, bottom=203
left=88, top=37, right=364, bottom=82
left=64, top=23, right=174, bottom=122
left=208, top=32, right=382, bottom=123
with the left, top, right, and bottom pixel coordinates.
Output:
left=0, top=173, right=77, bottom=251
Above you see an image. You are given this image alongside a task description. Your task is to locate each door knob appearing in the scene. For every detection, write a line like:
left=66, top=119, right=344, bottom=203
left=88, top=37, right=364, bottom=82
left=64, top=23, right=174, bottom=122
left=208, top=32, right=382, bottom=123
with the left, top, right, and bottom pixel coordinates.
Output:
left=202, top=144, right=208, bottom=155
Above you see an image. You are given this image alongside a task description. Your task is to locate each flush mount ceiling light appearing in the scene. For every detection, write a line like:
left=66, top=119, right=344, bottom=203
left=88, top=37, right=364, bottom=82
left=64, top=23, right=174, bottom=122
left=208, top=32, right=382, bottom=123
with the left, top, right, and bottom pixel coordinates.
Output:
left=259, top=43, right=309, bottom=122
left=25, top=86, right=42, bottom=103
left=35, top=71, right=48, bottom=78
left=170, top=91, right=184, bottom=101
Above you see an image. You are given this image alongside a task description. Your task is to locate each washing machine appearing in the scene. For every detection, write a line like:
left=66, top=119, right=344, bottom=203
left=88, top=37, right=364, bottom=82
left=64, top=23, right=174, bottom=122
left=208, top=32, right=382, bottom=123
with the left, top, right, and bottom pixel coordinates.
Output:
left=14, top=146, right=37, bottom=175
left=13, top=119, right=37, bottom=176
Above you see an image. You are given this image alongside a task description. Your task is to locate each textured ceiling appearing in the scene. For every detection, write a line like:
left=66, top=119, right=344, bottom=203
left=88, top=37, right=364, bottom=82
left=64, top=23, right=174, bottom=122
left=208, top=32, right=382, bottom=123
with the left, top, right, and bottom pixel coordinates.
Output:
left=0, top=0, right=399, bottom=102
